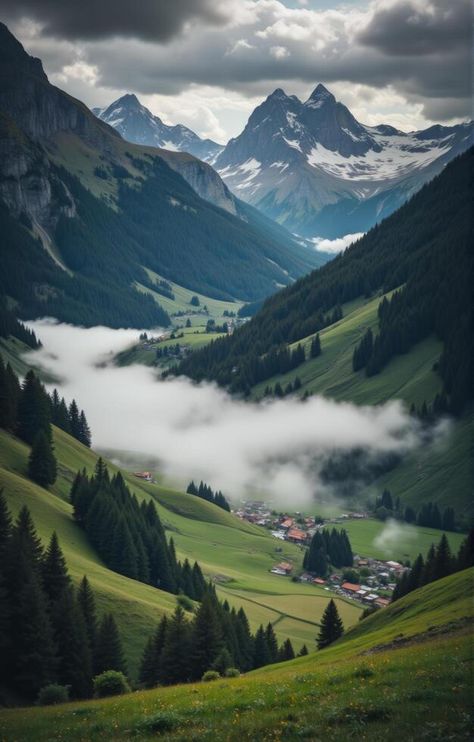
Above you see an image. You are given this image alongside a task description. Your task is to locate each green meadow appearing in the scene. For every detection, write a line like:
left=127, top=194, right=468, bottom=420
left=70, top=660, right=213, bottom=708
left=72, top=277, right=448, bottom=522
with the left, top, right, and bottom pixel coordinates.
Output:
left=1, top=569, right=471, bottom=741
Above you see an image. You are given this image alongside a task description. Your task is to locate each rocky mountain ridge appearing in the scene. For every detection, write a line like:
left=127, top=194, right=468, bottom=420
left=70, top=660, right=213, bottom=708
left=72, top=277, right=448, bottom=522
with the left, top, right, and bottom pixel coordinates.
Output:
left=214, top=84, right=473, bottom=239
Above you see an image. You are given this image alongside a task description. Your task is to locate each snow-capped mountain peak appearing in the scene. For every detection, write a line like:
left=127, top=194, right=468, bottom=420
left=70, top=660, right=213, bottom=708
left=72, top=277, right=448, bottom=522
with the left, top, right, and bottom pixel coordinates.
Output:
left=214, top=83, right=473, bottom=239
left=93, top=94, right=223, bottom=163
left=305, top=83, right=335, bottom=108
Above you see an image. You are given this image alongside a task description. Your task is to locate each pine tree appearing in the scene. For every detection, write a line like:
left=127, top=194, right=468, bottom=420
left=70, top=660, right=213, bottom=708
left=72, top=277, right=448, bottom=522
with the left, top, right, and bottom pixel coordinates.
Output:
left=95, top=614, right=127, bottom=676
left=235, top=607, right=254, bottom=671
left=159, top=605, right=191, bottom=685
left=28, top=430, right=57, bottom=488
left=11, top=566, right=58, bottom=698
left=191, top=593, right=223, bottom=679
left=265, top=622, right=279, bottom=664
left=317, top=599, right=344, bottom=649
left=68, top=400, right=81, bottom=440
left=298, top=644, right=309, bottom=656
left=0, top=358, right=20, bottom=430
left=78, top=411, right=92, bottom=447
left=433, top=534, right=453, bottom=580
left=279, top=638, right=295, bottom=662
left=0, top=489, right=12, bottom=555
left=4, top=509, right=57, bottom=698
left=77, top=576, right=98, bottom=652
left=139, top=614, right=168, bottom=689
left=52, top=586, right=93, bottom=699
left=17, top=370, right=52, bottom=444
left=41, top=532, right=71, bottom=603
left=310, top=333, right=321, bottom=358
left=253, top=624, right=270, bottom=669
left=457, top=528, right=474, bottom=570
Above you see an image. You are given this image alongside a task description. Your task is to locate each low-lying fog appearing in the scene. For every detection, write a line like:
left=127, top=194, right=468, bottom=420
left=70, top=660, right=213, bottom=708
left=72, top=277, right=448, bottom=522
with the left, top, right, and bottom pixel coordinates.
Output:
left=25, top=319, right=430, bottom=508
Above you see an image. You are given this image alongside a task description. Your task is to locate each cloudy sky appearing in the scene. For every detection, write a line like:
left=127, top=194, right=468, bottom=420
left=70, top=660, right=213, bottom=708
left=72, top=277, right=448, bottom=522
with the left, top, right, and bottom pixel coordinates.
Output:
left=3, top=0, right=471, bottom=143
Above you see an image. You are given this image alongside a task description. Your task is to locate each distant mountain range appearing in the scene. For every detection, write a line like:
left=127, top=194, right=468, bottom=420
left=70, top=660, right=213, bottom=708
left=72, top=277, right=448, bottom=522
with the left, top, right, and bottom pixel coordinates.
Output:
left=0, top=22, right=320, bottom=329
left=95, top=85, right=473, bottom=242
left=214, top=84, right=473, bottom=239
left=94, top=94, right=223, bottom=163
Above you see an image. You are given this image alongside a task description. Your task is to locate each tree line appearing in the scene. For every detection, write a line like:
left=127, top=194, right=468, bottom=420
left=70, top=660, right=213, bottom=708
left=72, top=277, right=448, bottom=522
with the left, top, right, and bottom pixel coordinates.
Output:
left=0, top=494, right=127, bottom=702
left=392, top=528, right=474, bottom=602
left=373, top=489, right=457, bottom=532
left=303, top=528, right=354, bottom=577
left=71, top=460, right=209, bottom=600
left=176, top=150, right=472, bottom=413
left=138, top=594, right=303, bottom=688
left=0, top=361, right=92, bottom=489
left=0, top=297, right=40, bottom=350
left=186, top=481, right=231, bottom=512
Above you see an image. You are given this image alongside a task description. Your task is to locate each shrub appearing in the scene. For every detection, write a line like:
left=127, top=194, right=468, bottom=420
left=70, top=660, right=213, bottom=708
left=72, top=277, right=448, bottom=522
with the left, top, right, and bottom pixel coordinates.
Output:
left=133, top=711, right=182, bottom=734
left=37, top=684, right=70, bottom=705
left=224, top=668, right=240, bottom=678
left=93, top=671, right=130, bottom=698
left=202, top=670, right=220, bottom=682
left=177, top=594, right=194, bottom=612
left=352, top=666, right=375, bottom=679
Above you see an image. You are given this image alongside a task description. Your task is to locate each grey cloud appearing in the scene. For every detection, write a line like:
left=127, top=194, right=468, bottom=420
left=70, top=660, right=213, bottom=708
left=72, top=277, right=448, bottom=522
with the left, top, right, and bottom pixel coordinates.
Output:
left=358, top=0, right=471, bottom=56
left=1, top=0, right=227, bottom=41
left=9, top=0, right=472, bottom=124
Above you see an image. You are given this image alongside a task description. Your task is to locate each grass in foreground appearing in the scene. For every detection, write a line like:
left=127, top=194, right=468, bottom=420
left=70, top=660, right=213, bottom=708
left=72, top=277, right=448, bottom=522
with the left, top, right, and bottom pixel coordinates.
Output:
left=0, top=569, right=471, bottom=741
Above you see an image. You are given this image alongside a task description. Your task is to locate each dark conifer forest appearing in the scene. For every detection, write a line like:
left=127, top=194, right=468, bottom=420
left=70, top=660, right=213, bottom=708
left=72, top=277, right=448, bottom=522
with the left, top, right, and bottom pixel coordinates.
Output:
left=0, top=495, right=127, bottom=701
left=186, top=480, right=231, bottom=512
left=392, top=529, right=474, bottom=602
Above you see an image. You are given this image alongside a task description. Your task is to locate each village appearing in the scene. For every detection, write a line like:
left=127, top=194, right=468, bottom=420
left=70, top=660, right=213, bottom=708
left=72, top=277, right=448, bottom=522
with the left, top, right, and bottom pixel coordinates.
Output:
left=235, top=499, right=402, bottom=610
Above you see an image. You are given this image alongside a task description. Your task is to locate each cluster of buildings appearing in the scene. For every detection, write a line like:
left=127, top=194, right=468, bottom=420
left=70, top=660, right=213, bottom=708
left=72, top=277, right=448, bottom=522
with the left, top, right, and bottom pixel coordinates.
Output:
left=295, top=555, right=405, bottom=608
left=235, top=500, right=369, bottom=547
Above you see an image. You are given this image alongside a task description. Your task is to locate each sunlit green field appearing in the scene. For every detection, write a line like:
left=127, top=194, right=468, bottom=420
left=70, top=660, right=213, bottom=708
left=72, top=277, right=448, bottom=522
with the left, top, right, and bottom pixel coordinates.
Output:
left=1, top=569, right=471, bottom=742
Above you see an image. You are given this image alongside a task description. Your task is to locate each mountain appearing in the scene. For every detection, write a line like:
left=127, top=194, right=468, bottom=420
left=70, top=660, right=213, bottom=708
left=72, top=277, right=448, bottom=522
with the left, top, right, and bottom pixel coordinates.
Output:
left=93, top=93, right=224, bottom=163
left=0, top=23, right=319, bottom=328
left=178, top=148, right=473, bottom=415
left=215, top=84, right=473, bottom=239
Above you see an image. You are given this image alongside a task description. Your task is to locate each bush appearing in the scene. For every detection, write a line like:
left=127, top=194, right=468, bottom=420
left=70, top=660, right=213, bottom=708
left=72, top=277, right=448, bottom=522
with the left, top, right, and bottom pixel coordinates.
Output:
left=133, top=711, right=183, bottom=734
left=224, top=668, right=240, bottom=678
left=177, top=594, right=194, bottom=612
left=93, top=671, right=130, bottom=698
left=37, top=684, right=70, bottom=705
left=202, top=670, right=220, bottom=682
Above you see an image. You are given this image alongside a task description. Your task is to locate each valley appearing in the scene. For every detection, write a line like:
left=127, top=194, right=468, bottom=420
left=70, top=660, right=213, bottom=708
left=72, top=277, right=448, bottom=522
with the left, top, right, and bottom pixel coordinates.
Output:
left=0, top=10, right=471, bottom=740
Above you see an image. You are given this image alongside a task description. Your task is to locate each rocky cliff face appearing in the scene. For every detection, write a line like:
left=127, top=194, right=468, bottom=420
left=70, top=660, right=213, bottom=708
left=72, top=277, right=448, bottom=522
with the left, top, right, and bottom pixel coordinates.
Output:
left=0, top=21, right=237, bottom=248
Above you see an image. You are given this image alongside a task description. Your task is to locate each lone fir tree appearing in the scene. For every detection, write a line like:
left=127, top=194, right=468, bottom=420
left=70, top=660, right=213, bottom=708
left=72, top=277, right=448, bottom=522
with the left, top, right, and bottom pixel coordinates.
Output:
left=317, top=599, right=344, bottom=649
left=28, top=430, right=57, bottom=488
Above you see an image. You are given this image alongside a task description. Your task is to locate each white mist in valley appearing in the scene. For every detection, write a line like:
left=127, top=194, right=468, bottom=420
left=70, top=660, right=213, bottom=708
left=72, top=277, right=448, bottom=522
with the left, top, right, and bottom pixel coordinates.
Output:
left=25, top=319, right=426, bottom=507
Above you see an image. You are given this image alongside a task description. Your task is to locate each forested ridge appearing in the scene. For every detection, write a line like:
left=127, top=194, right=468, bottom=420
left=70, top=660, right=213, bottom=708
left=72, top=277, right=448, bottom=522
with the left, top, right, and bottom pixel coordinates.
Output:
left=177, top=149, right=473, bottom=413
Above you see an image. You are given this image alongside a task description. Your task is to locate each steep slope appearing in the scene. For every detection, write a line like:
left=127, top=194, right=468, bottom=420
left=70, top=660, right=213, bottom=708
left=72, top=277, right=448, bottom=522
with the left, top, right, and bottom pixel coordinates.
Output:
left=1, top=569, right=471, bottom=740
left=179, top=149, right=473, bottom=412
left=0, top=23, right=319, bottom=328
left=93, top=94, right=223, bottom=163
left=0, top=424, right=362, bottom=677
left=216, top=84, right=473, bottom=238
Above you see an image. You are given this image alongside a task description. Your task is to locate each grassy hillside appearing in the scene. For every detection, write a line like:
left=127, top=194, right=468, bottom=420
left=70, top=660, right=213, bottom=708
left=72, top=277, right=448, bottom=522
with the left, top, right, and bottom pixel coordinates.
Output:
left=249, top=290, right=472, bottom=515
left=0, top=426, right=362, bottom=677
left=253, top=290, right=443, bottom=407
left=1, top=569, right=471, bottom=740
left=140, top=268, right=244, bottom=323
